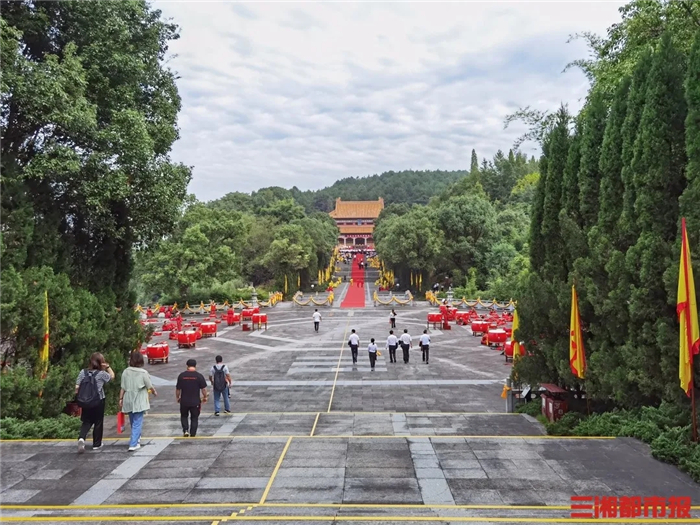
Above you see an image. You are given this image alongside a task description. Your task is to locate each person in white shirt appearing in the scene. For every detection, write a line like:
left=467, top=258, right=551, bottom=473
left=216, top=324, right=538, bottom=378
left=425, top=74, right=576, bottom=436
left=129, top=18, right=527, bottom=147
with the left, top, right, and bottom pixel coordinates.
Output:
left=312, top=309, right=322, bottom=333
left=348, top=329, right=360, bottom=364
left=399, top=329, right=412, bottom=364
left=367, top=338, right=378, bottom=371
left=386, top=330, right=399, bottom=363
left=419, top=330, right=431, bottom=364
left=389, top=309, right=397, bottom=329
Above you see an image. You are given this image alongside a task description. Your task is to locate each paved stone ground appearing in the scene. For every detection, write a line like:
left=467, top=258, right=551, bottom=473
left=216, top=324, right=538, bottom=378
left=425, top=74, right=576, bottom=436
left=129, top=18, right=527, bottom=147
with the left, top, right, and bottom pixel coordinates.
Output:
left=2, top=298, right=700, bottom=524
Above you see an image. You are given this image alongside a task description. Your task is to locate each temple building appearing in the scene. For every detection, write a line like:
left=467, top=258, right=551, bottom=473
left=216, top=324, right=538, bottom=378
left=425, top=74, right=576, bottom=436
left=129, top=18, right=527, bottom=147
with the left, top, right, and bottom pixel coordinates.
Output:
left=329, top=197, right=384, bottom=248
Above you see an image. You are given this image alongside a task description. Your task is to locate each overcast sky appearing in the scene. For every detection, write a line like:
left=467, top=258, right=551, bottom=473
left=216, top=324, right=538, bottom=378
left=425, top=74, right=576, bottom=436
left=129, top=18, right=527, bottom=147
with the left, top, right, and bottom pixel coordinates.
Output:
left=155, top=1, right=625, bottom=201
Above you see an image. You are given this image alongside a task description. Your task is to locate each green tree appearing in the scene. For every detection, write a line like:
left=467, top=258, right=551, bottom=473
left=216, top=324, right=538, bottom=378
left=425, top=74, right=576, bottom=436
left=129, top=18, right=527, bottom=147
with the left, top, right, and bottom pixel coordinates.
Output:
left=680, top=29, right=700, bottom=247
left=561, top=119, right=583, bottom=222
left=625, top=32, right=688, bottom=402
left=578, top=90, right=609, bottom=231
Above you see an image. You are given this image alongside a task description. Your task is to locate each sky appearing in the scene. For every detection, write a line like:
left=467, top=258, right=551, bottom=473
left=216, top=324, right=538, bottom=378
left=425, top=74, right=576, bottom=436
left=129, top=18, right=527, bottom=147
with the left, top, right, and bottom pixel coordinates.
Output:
left=154, top=1, right=626, bottom=201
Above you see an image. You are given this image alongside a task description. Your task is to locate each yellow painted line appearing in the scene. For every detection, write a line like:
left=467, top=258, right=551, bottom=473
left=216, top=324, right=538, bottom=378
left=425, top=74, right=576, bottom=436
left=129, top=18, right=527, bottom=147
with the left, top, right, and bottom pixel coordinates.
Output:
left=310, top=412, right=320, bottom=436
left=7, top=503, right=696, bottom=511
left=327, top=318, right=351, bottom=412
left=258, top=436, right=293, bottom=504
left=0, top=434, right=616, bottom=443
left=2, top=516, right=698, bottom=523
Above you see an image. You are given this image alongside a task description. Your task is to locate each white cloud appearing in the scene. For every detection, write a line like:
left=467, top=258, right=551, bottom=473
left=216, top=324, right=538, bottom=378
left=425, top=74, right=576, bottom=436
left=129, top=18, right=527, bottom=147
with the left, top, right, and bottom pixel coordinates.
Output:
left=155, top=0, right=625, bottom=200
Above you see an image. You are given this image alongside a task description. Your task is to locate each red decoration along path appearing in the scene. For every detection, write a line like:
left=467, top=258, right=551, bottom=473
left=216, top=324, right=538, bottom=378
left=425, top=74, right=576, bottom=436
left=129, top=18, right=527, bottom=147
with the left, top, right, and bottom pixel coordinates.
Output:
left=341, top=254, right=366, bottom=308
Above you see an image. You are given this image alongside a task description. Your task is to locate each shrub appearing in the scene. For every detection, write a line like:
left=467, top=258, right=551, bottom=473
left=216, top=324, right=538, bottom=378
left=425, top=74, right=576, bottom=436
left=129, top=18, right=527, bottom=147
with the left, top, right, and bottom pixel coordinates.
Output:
left=0, top=368, right=43, bottom=419
left=0, top=415, right=82, bottom=439
left=545, top=412, right=584, bottom=436
left=515, top=400, right=542, bottom=417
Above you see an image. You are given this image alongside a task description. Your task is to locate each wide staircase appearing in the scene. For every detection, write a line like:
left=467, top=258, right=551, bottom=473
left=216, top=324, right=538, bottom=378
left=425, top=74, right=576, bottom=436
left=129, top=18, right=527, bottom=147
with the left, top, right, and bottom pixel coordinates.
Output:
left=340, top=254, right=367, bottom=308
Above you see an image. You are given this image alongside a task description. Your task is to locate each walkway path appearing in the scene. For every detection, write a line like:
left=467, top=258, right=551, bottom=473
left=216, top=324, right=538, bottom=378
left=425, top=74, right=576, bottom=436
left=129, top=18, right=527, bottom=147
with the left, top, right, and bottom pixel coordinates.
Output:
left=340, top=254, right=365, bottom=308
left=2, top=305, right=699, bottom=524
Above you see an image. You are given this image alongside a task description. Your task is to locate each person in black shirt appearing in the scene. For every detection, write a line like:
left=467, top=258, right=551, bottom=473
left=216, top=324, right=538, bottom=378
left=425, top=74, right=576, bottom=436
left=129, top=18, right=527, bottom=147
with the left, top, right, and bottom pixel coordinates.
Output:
left=176, top=359, right=208, bottom=437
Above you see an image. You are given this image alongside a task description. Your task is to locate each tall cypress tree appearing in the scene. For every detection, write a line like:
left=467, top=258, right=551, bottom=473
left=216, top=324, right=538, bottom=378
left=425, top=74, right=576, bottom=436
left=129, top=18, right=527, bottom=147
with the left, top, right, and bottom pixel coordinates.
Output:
left=529, top=152, right=548, bottom=275
left=540, top=107, right=571, bottom=282
left=680, top=29, right=700, bottom=246
left=561, top=119, right=582, bottom=221
left=470, top=149, right=479, bottom=176
left=578, top=90, right=609, bottom=232
left=584, top=76, right=632, bottom=403
left=625, top=32, right=688, bottom=402
left=618, top=50, right=653, bottom=249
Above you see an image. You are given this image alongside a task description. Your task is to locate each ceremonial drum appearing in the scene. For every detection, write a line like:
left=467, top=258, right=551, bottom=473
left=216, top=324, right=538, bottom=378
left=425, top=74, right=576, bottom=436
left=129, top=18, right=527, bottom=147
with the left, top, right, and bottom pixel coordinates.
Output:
left=487, top=329, right=507, bottom=347
left=177, top=330, right=197, bottom=348
left=427, top=313, right=442, bottom=329
left=227, top=310, right=241, bottom=326
left=470, top=320, right=489, bottom=335
left=455, top=311, right=469, bottom=325
left=200, top=322, right=217, bottom=338
left=146, top=342, right=169, bottom=364
left=169, top=330, right=179, bottom=340
left=242, top=309, right=255, bottom=321
left=252, top=313, right=268, bottom=329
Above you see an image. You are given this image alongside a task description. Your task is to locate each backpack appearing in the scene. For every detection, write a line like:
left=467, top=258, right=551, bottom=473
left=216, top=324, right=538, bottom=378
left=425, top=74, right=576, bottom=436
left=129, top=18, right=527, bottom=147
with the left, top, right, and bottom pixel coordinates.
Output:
left=76, top=370, right=101, bottom=409
left=213, top=365, right=227, bottom=392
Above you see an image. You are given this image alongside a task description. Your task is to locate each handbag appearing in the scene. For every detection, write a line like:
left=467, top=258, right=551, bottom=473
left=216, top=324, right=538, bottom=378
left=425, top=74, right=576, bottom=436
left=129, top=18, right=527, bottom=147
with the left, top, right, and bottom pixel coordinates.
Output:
left=117, top=412, right=125, bottom=434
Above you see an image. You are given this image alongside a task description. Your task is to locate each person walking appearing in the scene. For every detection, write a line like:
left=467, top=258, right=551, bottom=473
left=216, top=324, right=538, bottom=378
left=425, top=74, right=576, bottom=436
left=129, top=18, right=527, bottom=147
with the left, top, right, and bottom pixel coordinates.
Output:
left=368, top=338, right=378, bottom=371
left=312, top=309, right=322, bottom=333
left=386, top=330, right=398, bottom=363
left=399, top=329, right=412, bottom=364
left=419, top=330, right=431, bottom=364
left=119, top=351, right=157, bottom=452
left=209, top=355, right=231, bottom=416
left=75, top=352, right=115, bottom=453
left=389, top=309, right=397, bottom=329
left=348, top=329, right=360, bottom=365
left=176, top=359, right=208, bottom=437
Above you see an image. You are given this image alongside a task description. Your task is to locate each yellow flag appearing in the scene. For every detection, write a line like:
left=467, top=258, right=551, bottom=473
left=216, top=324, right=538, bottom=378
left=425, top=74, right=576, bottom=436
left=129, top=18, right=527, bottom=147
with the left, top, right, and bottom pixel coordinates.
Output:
left=284, top=275, right=288, bottom=294
left=569, top=285, right=586, bottom=379
left=511, top=308, right=522, bottom=358
left=297, top=274, right=301, bottom=288
left=678, top=217, right=700, bottom=396
left=38, top=290, right=49, bottom=379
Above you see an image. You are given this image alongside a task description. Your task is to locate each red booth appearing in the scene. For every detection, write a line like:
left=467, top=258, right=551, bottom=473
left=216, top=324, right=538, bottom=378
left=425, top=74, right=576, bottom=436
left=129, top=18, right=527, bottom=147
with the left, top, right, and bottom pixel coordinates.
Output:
left=177, top=330, right=197, bottom=348
left=146, top=342, right=169, bottom=364
left=200, top=322, right=217, bottom=338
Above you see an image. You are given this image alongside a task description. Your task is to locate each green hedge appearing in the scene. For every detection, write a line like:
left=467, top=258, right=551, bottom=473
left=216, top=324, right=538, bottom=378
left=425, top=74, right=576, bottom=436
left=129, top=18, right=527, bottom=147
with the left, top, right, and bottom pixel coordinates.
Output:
left=0, top=415, right=82, bottom=439
left=520, top=401, right=700, bottom=482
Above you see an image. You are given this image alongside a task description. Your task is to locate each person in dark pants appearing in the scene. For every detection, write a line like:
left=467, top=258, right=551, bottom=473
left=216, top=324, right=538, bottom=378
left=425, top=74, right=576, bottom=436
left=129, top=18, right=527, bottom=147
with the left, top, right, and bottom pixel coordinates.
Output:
left=386, top=330, right=398, bottom=363
left=390, top=309, right=397, bottom=329
left=75, top=353, right=115, bottom=453
left=313, top=309, right=322, bottom=333
left=419, top=329, right=431, bottom=364
left=399, top=329, right=412, bottom=364
left=348, top=329, right=360, bottom=364
left=368, top=338, right=378, bottom=371
left=176, top=359, right=208, bottom=437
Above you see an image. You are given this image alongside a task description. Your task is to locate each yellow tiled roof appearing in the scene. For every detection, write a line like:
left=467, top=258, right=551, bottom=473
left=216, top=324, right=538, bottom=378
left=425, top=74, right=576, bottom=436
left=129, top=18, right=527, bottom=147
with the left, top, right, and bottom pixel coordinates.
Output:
left=338, top=224, right=375, bottom=235
left=329, top=198, right=384, bottom=219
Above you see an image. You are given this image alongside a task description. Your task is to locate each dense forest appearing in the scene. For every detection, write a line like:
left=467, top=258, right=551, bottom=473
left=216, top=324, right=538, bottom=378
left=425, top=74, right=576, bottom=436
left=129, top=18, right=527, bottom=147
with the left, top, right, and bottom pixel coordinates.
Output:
left=1, top=1, right=190, bottom=416
left=512, top=0, right=700, bottom=410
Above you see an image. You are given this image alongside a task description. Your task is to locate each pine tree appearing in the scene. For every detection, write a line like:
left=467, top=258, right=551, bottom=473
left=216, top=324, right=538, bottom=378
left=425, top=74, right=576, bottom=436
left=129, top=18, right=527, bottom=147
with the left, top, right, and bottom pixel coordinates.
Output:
left=529, top=153, right=548, bottom=275
left=578, top=90, right=609, bottom=231
left=618, top=50, right=653, bottom=249
left=625, top=32, right=688, bottom=402
left=598, top=76, right=632, bottom=234
left=680, top=29, right=700, bottom=246
left=540, top=107, right=571, bottom=282
left=470, top=149, right=479, bottom=176
left=561, top=119, right=582, bottom=221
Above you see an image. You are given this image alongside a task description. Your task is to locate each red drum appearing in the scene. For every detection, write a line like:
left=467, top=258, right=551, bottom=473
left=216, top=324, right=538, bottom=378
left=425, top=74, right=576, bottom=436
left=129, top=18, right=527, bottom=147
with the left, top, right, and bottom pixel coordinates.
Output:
left=487, top=329, right=507, bottom=346
left=146, top=342, right=169, bottom=364
left=200, top=322, right=217, bottom=338
left=177, top=330, right=197, bottom=348
left=169, top=330, right=179, bottom=340
left=242, top=309, right=254, bottom=321
left=504, top=340, right=514, bottom=360
left=505, top=327, right=513, bottom=337
left=252, top=313, right=268, bottom=329
left=227, top=310, right=241, bottom=326
left=471, top=321, right=489, bottom=335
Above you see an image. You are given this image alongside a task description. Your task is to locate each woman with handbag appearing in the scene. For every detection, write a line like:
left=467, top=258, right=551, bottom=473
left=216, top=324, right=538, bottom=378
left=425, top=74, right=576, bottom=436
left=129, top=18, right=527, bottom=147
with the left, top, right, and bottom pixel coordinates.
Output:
left=120, top=351, right=157, bottom=451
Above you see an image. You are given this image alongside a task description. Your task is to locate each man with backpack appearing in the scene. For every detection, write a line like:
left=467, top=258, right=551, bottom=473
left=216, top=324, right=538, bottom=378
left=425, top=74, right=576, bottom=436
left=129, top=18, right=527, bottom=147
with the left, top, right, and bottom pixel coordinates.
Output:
left=75, top=352, right=115, bottom=453
left=176, top=359, right=208, bottom=437
left=209, top=355, right=232, bottom=416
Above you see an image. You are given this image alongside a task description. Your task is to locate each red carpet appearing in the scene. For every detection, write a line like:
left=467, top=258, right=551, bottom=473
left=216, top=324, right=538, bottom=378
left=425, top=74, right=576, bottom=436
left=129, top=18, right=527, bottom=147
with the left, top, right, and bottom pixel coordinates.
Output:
left=341, top=254, right=366, bottom=308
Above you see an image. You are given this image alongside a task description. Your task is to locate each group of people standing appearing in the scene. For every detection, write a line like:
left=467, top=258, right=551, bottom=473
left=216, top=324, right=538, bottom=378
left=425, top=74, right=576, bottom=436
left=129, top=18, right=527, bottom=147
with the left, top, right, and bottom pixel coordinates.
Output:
left=74, top=352, right=233, bottom=453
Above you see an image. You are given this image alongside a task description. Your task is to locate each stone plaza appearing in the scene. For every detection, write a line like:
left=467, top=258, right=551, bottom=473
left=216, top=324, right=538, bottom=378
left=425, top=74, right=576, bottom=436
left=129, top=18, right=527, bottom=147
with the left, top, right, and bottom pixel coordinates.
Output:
left=2, top=300, right=700, bottom=524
